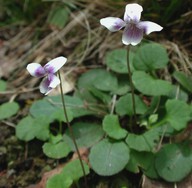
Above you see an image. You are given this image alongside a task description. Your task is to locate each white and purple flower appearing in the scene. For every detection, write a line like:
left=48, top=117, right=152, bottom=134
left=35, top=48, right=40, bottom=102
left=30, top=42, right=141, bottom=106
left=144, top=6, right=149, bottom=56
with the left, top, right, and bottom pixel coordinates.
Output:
left=27, top=56, right=67, bottom=95
left=100, top=3, right=163, bottom=46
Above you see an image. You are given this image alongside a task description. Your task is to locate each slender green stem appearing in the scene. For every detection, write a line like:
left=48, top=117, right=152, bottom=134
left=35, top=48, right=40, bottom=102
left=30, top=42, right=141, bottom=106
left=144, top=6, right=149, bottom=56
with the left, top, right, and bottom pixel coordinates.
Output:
left=58, top=71, right=88, bottom=188
left=127, top=45, right=137, bottom=127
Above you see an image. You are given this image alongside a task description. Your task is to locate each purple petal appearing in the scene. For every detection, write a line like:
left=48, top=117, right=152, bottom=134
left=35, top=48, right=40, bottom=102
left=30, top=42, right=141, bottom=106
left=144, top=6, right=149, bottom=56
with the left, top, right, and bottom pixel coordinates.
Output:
left=137, top=21, right=163, bottom=35
left=100, top=17, right=126, bottom=32
left=122, top=24, right=143, bottom=46
left=48, top=74, right=60, bottom=89
left=39, top=74, right=60, bottom=95
left=26, top=63, right=46, bottom=77
left=44, top=56, right=67, bottom=74
left=39, top=77, right=52, bottom=95
left=124, top=3, right=143, bottom=23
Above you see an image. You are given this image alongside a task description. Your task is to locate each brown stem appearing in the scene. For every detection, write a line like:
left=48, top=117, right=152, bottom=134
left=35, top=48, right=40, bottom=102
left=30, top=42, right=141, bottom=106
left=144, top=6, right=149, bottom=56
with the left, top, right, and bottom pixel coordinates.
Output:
left=58, top=71, right=88, bottom=187
left=127, top=45, right=137, bottom=128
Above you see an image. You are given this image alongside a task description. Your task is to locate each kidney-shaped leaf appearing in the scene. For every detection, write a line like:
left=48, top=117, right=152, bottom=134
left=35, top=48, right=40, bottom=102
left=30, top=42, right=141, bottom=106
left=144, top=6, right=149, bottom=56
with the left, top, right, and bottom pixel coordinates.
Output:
left=173, top=71, right=192, bottom=93
left=155, top=143, right=192, bottom=182
left=43, top=141, right=71, bottom=159
left=115, top=93, right=148, bottom=116
left=62, top=159, right=90, bottom=181
left=165, top=99, right=191, bottom=131
left=89, top=139, right=129, bottom=176
left=46, top=159, right=89, bottom=188
left=0, top=102, right=19, bottom=120
left=16, top=116, right=50, bottom=141
left=103, top=114, right=127, bottom=140
left=63, top=122, right=105, bottom=150
left=30, top=95, right=94, bottom=119
left=0, top=80, right=6, bottom=91
left=105, top=49, right=135, bottom=74
left=132, top=71, right=173, bottom=96
left=126, top=128, right=159, bottom=152
left=16, top=116, right=36, bottom=141
left=92, top=70, right=118, bottom=92
left=46, top=173, right=73, bottom=188
left=133, top=43, right=169, bottom=71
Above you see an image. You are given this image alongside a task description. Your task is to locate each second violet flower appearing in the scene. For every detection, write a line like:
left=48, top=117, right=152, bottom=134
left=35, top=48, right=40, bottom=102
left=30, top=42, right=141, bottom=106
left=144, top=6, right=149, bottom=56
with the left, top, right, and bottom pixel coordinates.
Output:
left=100, top=3, right=163, bottom=46
left=27, top=56, right=67, bottom=95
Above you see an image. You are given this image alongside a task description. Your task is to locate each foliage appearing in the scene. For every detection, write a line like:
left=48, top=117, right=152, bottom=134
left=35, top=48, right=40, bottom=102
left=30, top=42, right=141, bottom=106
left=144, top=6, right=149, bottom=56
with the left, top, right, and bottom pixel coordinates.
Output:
left=15, top=41, right=192, bottom=186
left=0, top=102, right=19, bottom=120
left=0, top=0, right=191, bottom=187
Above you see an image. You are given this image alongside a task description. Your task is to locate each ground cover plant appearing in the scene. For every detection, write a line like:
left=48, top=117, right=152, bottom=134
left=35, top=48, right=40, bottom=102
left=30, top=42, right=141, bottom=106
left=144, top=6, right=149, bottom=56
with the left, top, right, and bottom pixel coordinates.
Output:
left=0, top=0, right=192, bottom=187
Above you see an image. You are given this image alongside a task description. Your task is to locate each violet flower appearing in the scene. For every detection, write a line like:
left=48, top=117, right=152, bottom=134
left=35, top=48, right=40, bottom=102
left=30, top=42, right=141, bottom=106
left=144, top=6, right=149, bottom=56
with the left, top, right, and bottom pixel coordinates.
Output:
left=27, top=56, right=67, bottom=95
left=100, top=3, right=163, bottom=46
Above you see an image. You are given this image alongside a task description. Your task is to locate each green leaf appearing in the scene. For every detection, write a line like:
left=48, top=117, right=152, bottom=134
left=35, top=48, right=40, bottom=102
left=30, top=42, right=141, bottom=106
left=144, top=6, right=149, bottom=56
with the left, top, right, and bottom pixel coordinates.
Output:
left=30, top=95, right=94, bottom=119
left=126, top=129, right=159, bottom=152
left=46, top=160, right=89, bottom=188
left=16, top=116, right=36, bottom=141
left=113, top=75, right=130, bottom=95
left=92, top=70, right=118, bottom=92
left=16, top=116, right=50, bottom=141
left=102, top=115, right=127, bottom=140
left=129, top=150, right=158, bottom=179
left=43, top=141, right=71, bottom=159
left=173, top=71, right=192, bottom=93
left=133, top=43, right=169, bottom=71
left=168, top=85, right=188, bottom=102
left=47, top=7, right=69, bottom=29
left=165, top=99, right=191, bottom=131
left=33, top=117, right=50, bottom=141
left=89, top=139, right=130, bottom=176
left=105, top=49, right=135, bottom=74
left=115, top=93, right=148, bottom=116
left=77, top=68, right=118, bottom=92
left=132, top=71, right=173, bottom=96
left=126, top=152, right=140, bottom=173
left=51, top=108, right=73, bottom=122
left=0, top=80, right=6, bottom=91
left=46, top=173, right=72, bottom=188
left=90, top=87, right=111, bottom=104
left=155, top=143, right=192, bottom=182
left=62, top=159, right=90, bottom=181
left=0, top=102, right=19, bottom=120
left=63, top=122, right=105, bottom=150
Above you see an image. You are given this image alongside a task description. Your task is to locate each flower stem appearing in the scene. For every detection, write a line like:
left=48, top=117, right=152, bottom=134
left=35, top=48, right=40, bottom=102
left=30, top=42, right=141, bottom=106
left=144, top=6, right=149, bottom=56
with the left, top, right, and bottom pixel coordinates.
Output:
left=127, top=45, right=137, bottom=128
left=58, top=71, right=88, bottom=188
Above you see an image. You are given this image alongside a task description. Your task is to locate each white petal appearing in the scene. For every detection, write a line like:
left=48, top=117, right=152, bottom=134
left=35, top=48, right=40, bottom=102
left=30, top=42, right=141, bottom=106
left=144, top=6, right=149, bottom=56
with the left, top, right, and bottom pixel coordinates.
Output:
left=39, top=77, right=52, bottom=95
left=122, top=24, right=143, bottom=46
left=44, top=56, right=67, bottom=74
left=138, top=21, right=163, bottom=35
left=48, top=74, right=60, bottom=89
left=26, top=63, right=46, bottom=77
left=124, top=3, right=143, bottom=23
left=39, top=75, right=60, bottom=95
left=100, top=17, right=126, bottom=32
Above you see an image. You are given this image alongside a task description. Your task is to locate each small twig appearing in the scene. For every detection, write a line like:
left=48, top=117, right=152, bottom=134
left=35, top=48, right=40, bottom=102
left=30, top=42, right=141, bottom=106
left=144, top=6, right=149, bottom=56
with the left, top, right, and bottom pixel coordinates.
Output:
left=0, top=87, right=39, bottom=95
left=1, top=120, right=16, bottom=128
left=110, top=95, right=116, bottom=114
left=157, top=125, right=168, bottom=151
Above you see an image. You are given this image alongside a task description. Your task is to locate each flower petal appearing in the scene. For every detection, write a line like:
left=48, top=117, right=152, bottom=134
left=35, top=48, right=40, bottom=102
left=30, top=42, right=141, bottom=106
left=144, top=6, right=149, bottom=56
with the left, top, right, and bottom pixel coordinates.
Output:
left=39, top=77, right=52, bottom=95
left=44, top=56, right=67, bottom=74
left=122, top=24, right=143, bottom=46
left=100, top=17, right=126, bottom=32
left=138, top=21, right=163, bottom=35
left=48, top=74, right=60, bottom=89
left=26, top=63, right=46, bottom=77
left=39, top=75, right=60, bottom=95
left=124, top=3, right=143, bottom=23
